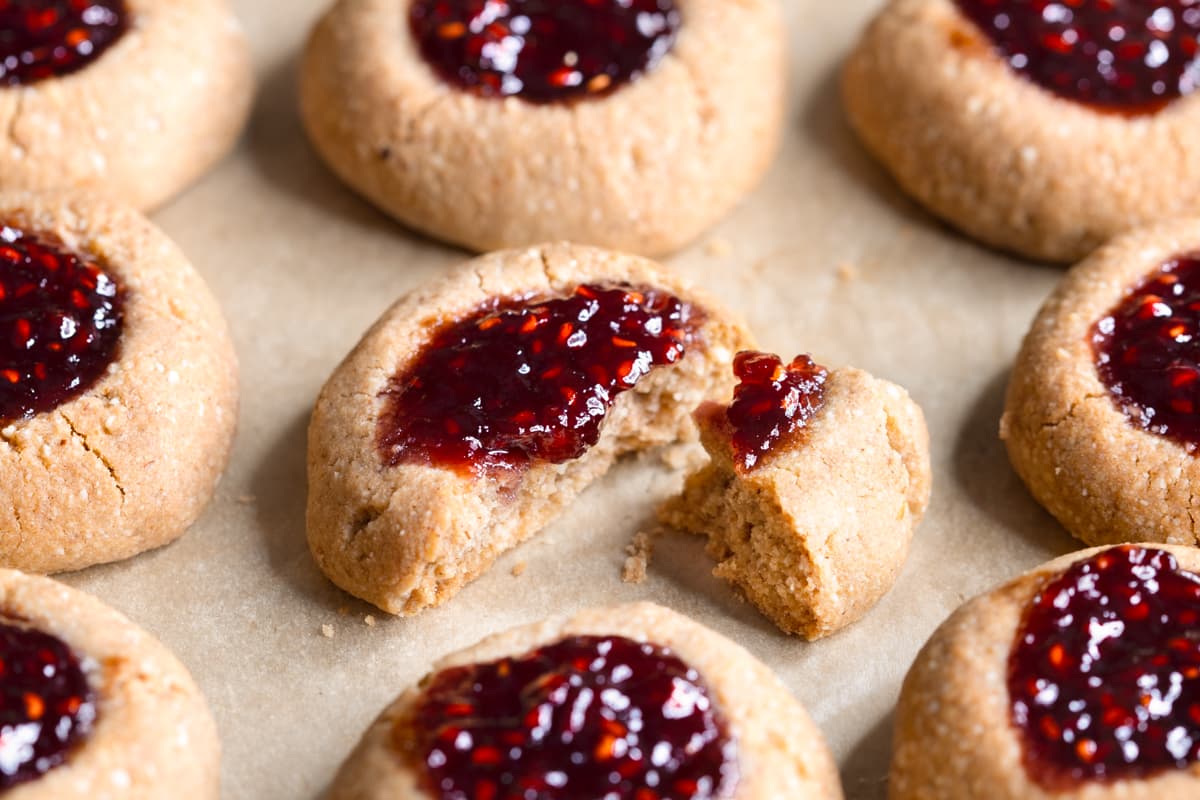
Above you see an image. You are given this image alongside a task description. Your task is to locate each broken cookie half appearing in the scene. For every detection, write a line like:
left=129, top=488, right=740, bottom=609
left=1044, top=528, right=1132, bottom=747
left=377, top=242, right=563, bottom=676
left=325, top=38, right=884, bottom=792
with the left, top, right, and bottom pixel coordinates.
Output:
left=659, top=351, right=931, bottom=640
left=306, top=243, right=753, bottom=615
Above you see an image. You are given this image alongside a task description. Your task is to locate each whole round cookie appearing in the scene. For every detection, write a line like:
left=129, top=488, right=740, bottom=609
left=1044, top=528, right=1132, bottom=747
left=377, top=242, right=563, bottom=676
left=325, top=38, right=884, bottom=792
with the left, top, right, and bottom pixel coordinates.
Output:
left=330, top=602, right=843, bottom=799
left=299, top=0, right=786, bottom=256
left=307, top=242, right=753, bottom=614
left=660, top=352, right=931, bottom=640
left=0, top=191, right=238, bottom=572
left=1003, top=219, right=1200, bottom=547
left=0, top=568, right=219, bottom=798
left=891, top=543, right=1200, bottom=799
left=843, top=0, right=1200, bottom=263
left=0, top=0, right=253, bottom=210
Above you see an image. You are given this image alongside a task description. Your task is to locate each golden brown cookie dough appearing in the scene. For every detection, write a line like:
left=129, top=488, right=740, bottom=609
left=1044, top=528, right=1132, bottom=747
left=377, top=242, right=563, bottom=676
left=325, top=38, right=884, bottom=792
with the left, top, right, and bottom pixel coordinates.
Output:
left=0, top=191, right=238, bottom=573
left=842, top=0, right=1200, bottom=263
left=1003, top=219, right=1200, bottom=548
left=0, top=0, right=253, bottom=210
left=0, top=568, right=219, bottom=799
left=890, top=544, right=1200, bottom=800
left=306, top=242, right=753, bottom=615
left=299, top=0, right=786, bottom=256
left=329, top=602, right=844, bottom=800
left=659, top=357, right=931, bottom=640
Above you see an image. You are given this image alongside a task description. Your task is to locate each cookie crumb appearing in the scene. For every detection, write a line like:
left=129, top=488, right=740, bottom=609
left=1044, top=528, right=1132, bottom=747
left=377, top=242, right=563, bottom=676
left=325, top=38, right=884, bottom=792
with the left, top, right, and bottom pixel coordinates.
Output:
left=622, top=532, right=656, bottom=584
left=836, top=262, right=859, bottom=283
left=704, top=237, right=732, bottom=258
left=511, top=561, right=527, bottom=577
left=364, top=615, right=377, bottom=627
left=320, top=624, right=335, bottom=639
left=659, top=442, right=706, bottom=472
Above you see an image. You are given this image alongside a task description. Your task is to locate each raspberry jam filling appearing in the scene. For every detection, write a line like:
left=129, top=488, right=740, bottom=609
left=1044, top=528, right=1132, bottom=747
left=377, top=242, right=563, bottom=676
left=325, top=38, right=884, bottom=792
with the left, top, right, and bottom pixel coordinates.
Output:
left=0, top=620, right=95, bottom=788
left=720, top=351, right=827, bottom=473
left=1009, top=545, right=1200, bottom=787
left=378, top=283, right=699, bottom=476
left=1092, top=254, right=1200, bottom=450
left=0, top=226, right=124, bottom=425
left=397, top=635, right=737, bottom=800
left=954, top=0, right=1200, bottom=112
left=408, top=0, right=680, bottom=103
left=0, top=1, right=129, bottom=86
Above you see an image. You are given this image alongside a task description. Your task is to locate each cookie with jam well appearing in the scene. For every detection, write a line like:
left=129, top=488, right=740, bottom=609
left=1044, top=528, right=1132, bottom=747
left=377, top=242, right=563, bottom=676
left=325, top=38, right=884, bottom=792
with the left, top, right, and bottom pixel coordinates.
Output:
left=299, top=0, right=786, bottom=256
left=843, top=0, right=1200, bottom=262
left=306, top=243, right=753, bottom=614
left=892, top=544, right=1200, bottom=799
left=329, top=603, right=843, bottom=800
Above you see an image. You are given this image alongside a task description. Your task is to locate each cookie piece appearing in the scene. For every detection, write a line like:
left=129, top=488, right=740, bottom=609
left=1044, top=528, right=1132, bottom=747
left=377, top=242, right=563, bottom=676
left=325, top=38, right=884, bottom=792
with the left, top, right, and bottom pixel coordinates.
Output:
left=659, top=352, right=931, bottom=640
left=299, top=0, right=786, bottom=256
left=842, top=0, right=1200, bottom=263
left=1002, top=219, right=1200, bottom=547
left=891, top=543, right=1200, bottom=799
left=0, top=0, right=253, bottom=210
left=307, top=243, right=753, bottom=614
left=0, top=568, right=219, bottom=797
left=0, top=191, right=238, bottom=573
left=329, top=602, right=844, bottom=800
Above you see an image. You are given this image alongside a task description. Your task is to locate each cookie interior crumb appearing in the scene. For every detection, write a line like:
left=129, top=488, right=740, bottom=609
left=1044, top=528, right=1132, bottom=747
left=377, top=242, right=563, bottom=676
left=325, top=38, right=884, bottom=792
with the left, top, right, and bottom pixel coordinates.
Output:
left=364, top=615, right=376, bottom=627
left=622, top=532, right=656, bottom=584
left=511, top=561, right=527, bottom=577
left=321, top=624, right=335, bottom=638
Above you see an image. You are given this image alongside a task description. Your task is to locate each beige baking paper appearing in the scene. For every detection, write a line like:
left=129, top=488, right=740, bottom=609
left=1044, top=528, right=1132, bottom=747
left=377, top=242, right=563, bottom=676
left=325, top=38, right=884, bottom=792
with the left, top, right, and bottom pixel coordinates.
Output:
left=59, top=1, right=1084, bottom=797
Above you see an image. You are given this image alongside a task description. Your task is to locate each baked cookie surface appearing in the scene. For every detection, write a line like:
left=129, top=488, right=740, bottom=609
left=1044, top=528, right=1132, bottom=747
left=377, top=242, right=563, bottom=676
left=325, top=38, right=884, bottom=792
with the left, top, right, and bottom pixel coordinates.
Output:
left=891, top=544, right=1200, bottom=800
left=299, top=0, right=786, bottom=256
left=1003, top=219, right=1200, bottom=547
left=660, top=352, right=931, bottom=639
left=306, top=242, right=753, bottom=614
left=0, top=191, right=238, bottom=573
left=0, top=568, right=219, bottom=799
left=842, top=0, right=1200, bottom=263
left=329, top=602, right=844, bottom=800
left=0, top=0, right=253, bottom=210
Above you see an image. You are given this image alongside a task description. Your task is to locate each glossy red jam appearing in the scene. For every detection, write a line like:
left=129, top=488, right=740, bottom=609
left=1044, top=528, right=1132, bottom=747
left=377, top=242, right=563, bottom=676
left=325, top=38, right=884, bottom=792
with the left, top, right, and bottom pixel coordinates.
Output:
left=1009, top=545, right=1200, bottom=787
left=408, top=0, right=680, bottom=103
left=0, top=226, right=124, bottom=424
left=398, top=635, right=737, bottom=800
left=954, top=0, right=1200, bottom=112
left=0, top=1, right=128, bottom=86
left=378, top=283, right=699, bottom=476
left=720, top=351, right=827, bottom=473
left=1092, top=254, right=1200, bottom=451
left=0, top=620, right=95, bottom=788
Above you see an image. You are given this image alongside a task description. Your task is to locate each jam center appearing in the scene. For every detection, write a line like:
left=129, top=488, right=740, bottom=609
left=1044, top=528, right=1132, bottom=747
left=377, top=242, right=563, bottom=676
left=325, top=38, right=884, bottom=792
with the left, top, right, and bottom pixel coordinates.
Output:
left=1092, top=254, right=1200, bottom=451
left=0, top=620, right=95, bottom=788
left=0, top=226, right=125, bottom=425
left=954, top=0, right=1200, bottom=112
left=378, top=283, right=699, bottom=476
left=722, top=351, right=827, bottom=473
left=408, top=0, right=680, bottom=102
left=0, top=1, right=129, bottom=86
left=397, top=635, right=737, bottom=800
left=1009, top=545, right=1200, bottom=787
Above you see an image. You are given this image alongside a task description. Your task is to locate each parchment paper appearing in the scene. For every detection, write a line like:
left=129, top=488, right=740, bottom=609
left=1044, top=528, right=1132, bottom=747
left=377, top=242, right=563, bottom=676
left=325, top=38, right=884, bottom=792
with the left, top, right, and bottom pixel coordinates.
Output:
left=58, top=1, right=1084, bottom=797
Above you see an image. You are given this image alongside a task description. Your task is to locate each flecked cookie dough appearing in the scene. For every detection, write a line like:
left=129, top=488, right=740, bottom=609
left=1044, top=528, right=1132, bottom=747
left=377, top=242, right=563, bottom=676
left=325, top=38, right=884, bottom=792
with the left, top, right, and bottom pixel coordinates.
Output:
left=329, top=602, right=844, bottom=800
left=890, top=544, right=1200, bottom=800
left=842, top=0, right=1200, bottom=263
left=0, top=568, right=219, bottom=799
left=299, top=0, right=786, bottom=256
left=1003, top=219, right=1200, bottom=548
left=307, top=242, right=753, bottom=615
left=0, top=191, right=238, bottom=573
left=660, top=353, right=931, bottom=640
left=0, top=0, right=253, bottom=210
